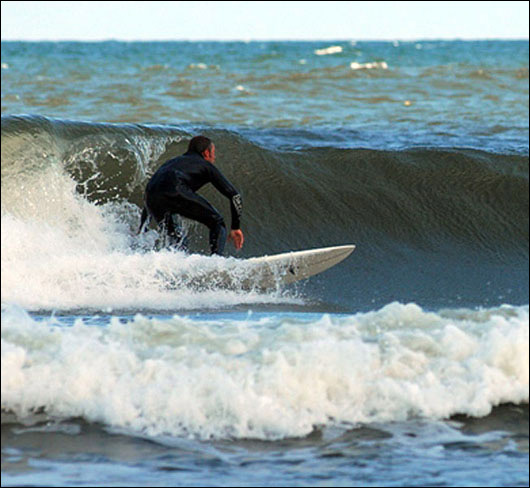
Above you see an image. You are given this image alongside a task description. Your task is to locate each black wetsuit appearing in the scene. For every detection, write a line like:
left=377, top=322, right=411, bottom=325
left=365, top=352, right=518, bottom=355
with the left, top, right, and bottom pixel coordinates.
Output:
left=140, top=150, right=242, bottom=255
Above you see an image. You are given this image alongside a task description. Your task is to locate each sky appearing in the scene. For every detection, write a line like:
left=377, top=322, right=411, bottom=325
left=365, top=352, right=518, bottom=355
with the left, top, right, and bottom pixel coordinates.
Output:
left=1, top=1, right=529, bottom=41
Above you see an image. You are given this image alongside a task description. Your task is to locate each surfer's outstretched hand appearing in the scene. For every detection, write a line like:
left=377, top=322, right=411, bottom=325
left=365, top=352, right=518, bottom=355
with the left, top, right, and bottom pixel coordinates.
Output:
left=228, top=229, right=244, bottom=250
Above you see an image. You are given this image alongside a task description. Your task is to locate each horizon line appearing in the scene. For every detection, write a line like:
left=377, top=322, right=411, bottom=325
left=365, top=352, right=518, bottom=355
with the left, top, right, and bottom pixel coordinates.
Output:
left=2, top=37, right=529, bottom=42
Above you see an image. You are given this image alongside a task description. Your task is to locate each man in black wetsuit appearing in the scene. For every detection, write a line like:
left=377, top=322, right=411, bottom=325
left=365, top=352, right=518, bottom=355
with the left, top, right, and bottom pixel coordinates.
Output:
left=139, top=136, right=244, bottom=255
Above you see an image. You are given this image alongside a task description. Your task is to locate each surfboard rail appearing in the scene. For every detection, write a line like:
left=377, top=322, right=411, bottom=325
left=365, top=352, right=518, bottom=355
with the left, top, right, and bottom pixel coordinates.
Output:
left=241, top=244, right=356, bottom=289
left=168, top=245, right=356, bottom=291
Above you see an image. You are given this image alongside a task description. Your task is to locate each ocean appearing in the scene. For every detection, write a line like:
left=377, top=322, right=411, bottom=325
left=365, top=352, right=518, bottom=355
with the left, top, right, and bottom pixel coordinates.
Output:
left=1, top=40, right=528, bottom=486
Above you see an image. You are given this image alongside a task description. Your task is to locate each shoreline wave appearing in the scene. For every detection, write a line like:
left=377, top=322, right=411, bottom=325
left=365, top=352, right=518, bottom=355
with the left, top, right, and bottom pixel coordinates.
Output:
left=1, top=302, right=528, bottom=440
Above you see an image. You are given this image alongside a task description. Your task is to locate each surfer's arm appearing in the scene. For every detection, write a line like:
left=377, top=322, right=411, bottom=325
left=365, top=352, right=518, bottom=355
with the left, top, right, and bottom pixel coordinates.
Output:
left=229, top=193, right=242, bottom=230
left=208, top=166, right=243, bottom=230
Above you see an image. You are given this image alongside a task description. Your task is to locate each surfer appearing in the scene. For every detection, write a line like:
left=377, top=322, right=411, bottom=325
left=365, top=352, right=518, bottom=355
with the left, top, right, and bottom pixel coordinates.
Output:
left=138, top=136, right=244, bottom=255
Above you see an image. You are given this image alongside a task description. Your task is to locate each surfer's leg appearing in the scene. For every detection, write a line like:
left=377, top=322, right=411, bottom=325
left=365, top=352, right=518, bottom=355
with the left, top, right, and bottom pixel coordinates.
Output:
left=209, top=219, right=227, bottom=256
left=180, top=200, right=226, bottom=255
left=146, top=189, right=227, bottom=255
left=166, top=191, right=227, bottom=255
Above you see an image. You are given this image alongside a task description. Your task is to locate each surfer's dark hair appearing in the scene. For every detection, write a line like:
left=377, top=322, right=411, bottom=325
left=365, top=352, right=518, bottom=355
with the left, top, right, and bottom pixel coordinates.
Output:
left=188, top=136, right=213, bottom=155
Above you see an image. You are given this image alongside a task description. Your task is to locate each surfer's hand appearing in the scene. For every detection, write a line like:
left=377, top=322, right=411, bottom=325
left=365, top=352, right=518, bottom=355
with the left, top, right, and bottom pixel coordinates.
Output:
left=228, top=229, right=244, bottom=250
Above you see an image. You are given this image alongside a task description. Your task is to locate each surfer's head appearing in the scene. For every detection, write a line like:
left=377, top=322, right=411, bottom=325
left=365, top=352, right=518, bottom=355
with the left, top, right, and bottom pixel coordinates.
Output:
left=188, top=136, right=215, bottom=163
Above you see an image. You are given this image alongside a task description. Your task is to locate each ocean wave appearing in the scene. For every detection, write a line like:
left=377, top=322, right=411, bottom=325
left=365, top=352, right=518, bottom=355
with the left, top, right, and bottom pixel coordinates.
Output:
left=2, top=302, right=528, bottom=440
left=1, top=115, right=528, bottom=310
left=3, top=115, right=527, bottom=253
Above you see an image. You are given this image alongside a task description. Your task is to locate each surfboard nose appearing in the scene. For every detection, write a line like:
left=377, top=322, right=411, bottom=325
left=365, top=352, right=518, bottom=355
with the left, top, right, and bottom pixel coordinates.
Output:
left=327, top=245, right=356, bottom=258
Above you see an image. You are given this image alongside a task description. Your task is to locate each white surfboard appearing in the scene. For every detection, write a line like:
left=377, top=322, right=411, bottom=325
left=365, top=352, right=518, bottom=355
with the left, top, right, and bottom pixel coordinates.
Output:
left=223, top=244, right=356, bottom=290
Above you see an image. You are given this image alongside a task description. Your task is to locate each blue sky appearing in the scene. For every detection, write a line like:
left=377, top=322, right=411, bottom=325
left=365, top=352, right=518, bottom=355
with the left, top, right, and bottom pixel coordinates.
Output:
left=1, top=1, right=529, bottom=41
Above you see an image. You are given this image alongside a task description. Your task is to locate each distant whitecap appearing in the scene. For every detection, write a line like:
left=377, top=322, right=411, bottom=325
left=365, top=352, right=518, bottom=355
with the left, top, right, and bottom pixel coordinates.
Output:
left=314, top=46, right=343, bottom=56
left=350, top=61, right=388, bottom=70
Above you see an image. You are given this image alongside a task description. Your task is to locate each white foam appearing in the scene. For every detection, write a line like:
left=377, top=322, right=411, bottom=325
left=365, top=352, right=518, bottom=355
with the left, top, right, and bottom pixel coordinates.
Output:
left=350, top=61, right=389, bottom=70
left=1, top=164, right=295, bottom=312
left=188, top=63, right=208, bottom=69
left=2, top=302, right=528, bottom=440
left=314, top=46, right=343, bottom=56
